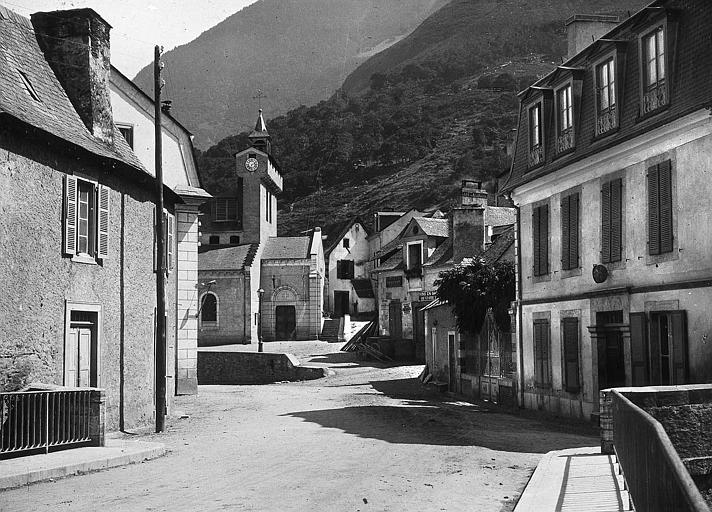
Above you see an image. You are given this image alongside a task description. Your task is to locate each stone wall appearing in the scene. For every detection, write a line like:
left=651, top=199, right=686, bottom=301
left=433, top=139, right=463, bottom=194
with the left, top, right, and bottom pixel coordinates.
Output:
left=197, top=350, right=326, bottom=384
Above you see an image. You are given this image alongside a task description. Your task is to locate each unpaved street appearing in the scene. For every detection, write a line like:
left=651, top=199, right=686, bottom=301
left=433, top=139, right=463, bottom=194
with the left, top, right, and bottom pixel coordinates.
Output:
left=1, top=345, right=597, bottom=512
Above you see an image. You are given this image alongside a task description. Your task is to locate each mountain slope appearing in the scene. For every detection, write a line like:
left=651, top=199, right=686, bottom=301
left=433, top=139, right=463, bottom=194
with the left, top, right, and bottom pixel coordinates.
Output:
left=343, top=0, right=644, bottom=95
left=133, top=0, right=447, bottom=148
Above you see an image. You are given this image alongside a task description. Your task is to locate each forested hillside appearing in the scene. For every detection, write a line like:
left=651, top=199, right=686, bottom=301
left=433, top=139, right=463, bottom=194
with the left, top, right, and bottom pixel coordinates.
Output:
left=196, top=0, right=647, bottom=236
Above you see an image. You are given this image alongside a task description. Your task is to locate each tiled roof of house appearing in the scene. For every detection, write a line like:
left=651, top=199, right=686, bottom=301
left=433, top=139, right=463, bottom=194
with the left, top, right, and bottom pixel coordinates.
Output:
left=0, top=5, right=148, bottom=175
left=424, top=239, right=453, bottom=267
left=414, top=217, right=450, bottom=238
left=351, top=279, right=375, bottom=299
left=373, top=251, right=404, bottom=272
left=261, top=237, right=310, bottom=260
left=198, top=243, right=259, bottom=271
left=485, top=207, right=516, bottom=228
left=480, top=225, right=515, bottom=264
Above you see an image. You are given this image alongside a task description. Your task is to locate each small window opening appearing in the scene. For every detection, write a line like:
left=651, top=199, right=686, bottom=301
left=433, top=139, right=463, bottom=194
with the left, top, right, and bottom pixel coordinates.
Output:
left=209, top=235, right=220, bottom=245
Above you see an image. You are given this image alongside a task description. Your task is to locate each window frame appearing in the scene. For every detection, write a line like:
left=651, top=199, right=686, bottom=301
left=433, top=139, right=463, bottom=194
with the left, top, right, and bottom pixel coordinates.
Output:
left=199, top=292, right=219, bottom=329
left=638, top=21, right=670, bottom=117
left=116, top=123, right=134, bottom=149
left=64, top=174, right=109, bottom=264
left=406, top=240, right=424, bottom=271
left=554, top=81, right=574, bottom=155
left=527, top=99, right=545, bottom=168
left=336, top=260, right=355, bottom=280
left=593, top=52, right=619, bottom=137
left=213, top=197, right=240, bottom=223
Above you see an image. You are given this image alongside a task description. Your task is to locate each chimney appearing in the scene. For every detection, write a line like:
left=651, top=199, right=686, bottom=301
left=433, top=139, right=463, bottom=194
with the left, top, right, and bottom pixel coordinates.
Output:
left=452, top=181, right=487, bottom=263
left=565, top=14, right=619, bottom=59
left=31, top=9, right=114, bottom=145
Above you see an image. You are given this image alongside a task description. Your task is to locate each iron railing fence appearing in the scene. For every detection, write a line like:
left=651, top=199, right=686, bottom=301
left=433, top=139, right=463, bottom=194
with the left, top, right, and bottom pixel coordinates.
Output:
left=611, top=390, right=709, bottom=512
left=0, top=389, right=93, bottom=458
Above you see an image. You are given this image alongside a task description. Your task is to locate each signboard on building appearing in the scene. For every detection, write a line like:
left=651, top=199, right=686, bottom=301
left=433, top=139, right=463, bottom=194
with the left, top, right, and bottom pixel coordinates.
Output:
left=419, top=291, right=437, bottom=301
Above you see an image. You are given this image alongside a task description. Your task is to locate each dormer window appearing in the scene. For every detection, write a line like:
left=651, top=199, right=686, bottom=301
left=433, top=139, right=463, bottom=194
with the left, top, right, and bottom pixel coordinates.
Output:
left=641, top=25, right=668, bottom=115
left=595, top=57, right=617, bottom=135
left=555, top=84, right=574, bottom=154
left=528, top=102, right=544, bottom=167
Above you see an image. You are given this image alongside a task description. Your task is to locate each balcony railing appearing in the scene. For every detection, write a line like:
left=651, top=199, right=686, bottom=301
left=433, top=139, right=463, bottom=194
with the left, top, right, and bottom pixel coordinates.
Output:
left=0, top=388, right=104, bottom=458
left=528, top=145, right=543, bottom=167
left=608, top=389, right=709, bottom=512
left=556, top=129, right=575, bottom=154
left=642, top=83, right=669, bottom=115
left=596, top=106, right=618, bottom=136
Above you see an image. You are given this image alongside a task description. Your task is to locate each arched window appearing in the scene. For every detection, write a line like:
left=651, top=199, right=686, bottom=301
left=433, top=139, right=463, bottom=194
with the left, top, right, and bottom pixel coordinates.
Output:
left=200, top=292, right=218, bottom=327
left=229, top=235, right=240, bottom=245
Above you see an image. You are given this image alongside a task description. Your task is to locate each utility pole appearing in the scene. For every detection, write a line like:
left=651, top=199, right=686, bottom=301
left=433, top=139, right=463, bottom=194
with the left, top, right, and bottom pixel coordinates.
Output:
left=154, top=45, right=166, bottom=433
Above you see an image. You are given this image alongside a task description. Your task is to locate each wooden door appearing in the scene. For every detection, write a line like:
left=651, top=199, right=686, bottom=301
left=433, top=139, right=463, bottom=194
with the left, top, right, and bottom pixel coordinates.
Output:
left=333, top=291, right=350, bottom=317
left=598, top=331, right=625, bottom=389
left=275, top=306, right=296, bottom=340
left=66, top=327, right=91, bottom=387
left=388, top=301, right=402, bottom=339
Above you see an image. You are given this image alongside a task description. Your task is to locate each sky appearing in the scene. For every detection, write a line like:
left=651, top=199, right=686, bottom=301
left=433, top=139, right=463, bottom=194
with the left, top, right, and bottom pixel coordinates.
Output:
left=4, top=0, right=259, bottom=76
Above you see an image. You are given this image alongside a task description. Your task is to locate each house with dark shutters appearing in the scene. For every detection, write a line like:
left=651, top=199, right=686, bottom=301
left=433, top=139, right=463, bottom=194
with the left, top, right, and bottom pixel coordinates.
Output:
left=0, top=6, right=180, bottom=430
left=501, top=0, right=712, bottom=421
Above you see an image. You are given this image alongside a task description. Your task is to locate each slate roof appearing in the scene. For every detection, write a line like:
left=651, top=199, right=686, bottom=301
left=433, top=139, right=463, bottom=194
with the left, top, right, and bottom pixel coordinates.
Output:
left=373, top=251, right=404, bottom=273
left=414, top=217, right=450, bottom=238
left=423, top=239, right=453, bottom=267
left=198, top=244, right=259, bottom=271
left=501, top=0, right=712, bottom=192
left=0, top=5, right=148, bottom=175
left=261, top=237, right=310, bottom=260
left=351, top=279, right=375, bottom=299
left=485, top=207, right=516, bottom=228
left=480, top=225, right=515, bottom=264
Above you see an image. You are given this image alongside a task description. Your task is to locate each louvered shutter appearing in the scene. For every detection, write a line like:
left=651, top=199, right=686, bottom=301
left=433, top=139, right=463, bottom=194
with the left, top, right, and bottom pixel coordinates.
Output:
left=670, top=311, right=687, bottom=384
left=64, top=175, right=78, bottom=255
left=630, top=312, right=648, bottom=386
left=533, top=207, right=541, bottom=275
left=534, top=321, right=543, bottom=384
left=601, top=181, right=611, bottom=263
left=561, top=195, right=570, bottom=269
left=659, top=160, right=673, bottom=254
left=542, top=320, right=550, bottom=385
left=649, top=314, right=661, bottom=385
left=648, top=164, right=660, bottom=255
left=610, top=179, right=622, bottom=262
left=562, top=318, right=580, bottom=392
left=541, top=204, right=549, bottom=274
left=97, top=185, right=110, bottom=259
left=569, top=193, right=579, bottom=269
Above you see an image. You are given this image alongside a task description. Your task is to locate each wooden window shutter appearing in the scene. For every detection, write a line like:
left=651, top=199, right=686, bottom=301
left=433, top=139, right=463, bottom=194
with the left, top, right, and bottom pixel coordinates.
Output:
left=601, top=181, right=611, bottom=263
left=534, top=321, right=543, bottom=384
left=629, top=312, right=649, bottom=386
left=64, top=175, right=78, bottom=255
left=542, top=320, right=550, bottom=385
left=648, top=164, right=660, bottom=255
left=97, top=185, right=110, bottom=259
left=649, top=314, right=661, bottom=385
left=532, top=207, right=541, bottom=275
left=610, top=179, right=622, bottom=262
left=561, top=195, right=570, bottom=269
left=670, top=311, right=688, bottom=384
left=658, top=160, right=673, bottom=254
left=562, top=317, right=580, bottom=392
left=569, top=193, right=579, bottom=269
left=541, top=204, right=549, bottom=274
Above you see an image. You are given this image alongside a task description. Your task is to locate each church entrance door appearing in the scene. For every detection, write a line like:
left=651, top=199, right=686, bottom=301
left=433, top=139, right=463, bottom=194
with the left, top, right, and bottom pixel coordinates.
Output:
left=275, top=306, right=296, bottom=340
left=334, top=291, right=350, bottom=317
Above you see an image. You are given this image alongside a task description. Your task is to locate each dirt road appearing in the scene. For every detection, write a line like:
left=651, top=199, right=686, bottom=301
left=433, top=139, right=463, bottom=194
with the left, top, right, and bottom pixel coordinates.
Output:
left=0, top=343, right=598, bottom=512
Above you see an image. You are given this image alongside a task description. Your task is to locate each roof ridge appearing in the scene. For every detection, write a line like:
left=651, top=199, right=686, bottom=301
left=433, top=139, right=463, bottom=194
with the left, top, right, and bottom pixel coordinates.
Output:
left=0, top=4, right=33, bottom=29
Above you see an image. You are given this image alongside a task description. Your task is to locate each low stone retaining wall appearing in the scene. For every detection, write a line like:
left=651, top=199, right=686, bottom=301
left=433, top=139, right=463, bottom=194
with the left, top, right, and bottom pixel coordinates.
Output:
left=197, top=351, right=327, bottom=385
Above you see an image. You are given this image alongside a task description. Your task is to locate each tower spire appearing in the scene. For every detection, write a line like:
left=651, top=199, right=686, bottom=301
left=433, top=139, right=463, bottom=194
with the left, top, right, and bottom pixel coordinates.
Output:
left=248, top=108, right=271, bottom=154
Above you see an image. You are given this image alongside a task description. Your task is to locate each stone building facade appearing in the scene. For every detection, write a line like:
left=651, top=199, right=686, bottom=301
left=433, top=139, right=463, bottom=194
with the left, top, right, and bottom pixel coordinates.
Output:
left=0, top=6, right=179, bottom=430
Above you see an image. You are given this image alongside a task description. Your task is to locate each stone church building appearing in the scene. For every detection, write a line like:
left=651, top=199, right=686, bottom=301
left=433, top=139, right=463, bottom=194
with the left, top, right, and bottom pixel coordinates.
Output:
left=197, top=111, right=324, bottom=345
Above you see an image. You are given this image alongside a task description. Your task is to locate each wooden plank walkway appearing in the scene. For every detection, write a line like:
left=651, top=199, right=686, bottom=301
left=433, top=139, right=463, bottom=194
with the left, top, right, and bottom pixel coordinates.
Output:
left=514, top=447, right=632, bottom=512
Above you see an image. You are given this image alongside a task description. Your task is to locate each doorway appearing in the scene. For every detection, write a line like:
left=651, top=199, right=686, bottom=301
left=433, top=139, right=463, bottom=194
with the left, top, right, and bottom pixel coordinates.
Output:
left=596, top=311, right=626, bottom=389
left=275, top=306, right=296, bottom=340
left=65, top=310, right=98, bottom=387
left=388, top=301, right=402, bottom=339
left=333, top=291, right=350, bottom=317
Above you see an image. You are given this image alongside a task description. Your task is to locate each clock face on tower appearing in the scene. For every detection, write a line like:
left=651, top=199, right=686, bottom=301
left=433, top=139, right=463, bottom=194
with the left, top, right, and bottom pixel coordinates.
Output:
left=245, top=157, right=259, bottom=172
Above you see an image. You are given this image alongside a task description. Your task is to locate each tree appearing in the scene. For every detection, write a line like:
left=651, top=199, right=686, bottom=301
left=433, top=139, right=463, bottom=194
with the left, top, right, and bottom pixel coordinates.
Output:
left=435, top=258, right=515, bottom=336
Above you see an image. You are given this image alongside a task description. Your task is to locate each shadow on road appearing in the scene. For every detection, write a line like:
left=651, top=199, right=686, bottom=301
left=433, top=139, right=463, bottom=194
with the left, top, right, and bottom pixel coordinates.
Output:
left=282, top=376, right=598, bottom=453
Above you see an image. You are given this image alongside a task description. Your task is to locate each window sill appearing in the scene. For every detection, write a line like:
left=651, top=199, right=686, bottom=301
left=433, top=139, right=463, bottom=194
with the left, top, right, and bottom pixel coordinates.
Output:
left=552, top=148, right=575, bottom=162
left=601, top=259, right=626, bottom=271
left=646, top=248, right=679, bottom=266
left=531, top=273, right=551, bottom=284
left=71, top=254, right=98, bottom=265
left=560, top=267, right=582, bottom=280
left=200, top=324, right=219, bottom=331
